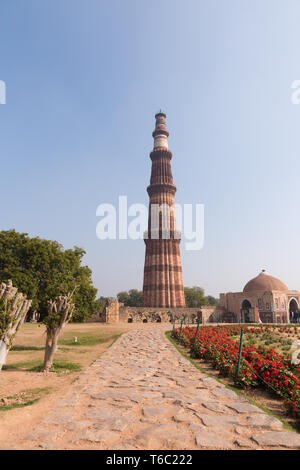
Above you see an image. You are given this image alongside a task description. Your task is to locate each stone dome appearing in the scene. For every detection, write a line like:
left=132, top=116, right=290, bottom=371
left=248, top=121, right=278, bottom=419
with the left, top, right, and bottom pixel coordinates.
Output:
left=243, top=270, right=288, bottom=293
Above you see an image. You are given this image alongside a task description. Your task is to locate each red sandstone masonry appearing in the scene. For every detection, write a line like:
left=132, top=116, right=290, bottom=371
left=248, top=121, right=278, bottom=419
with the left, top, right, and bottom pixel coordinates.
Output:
left=142, top=113, right=185, bottom=308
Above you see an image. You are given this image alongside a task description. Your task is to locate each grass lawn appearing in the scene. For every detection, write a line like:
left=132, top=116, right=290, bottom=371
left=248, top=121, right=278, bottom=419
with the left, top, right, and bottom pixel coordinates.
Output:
left=3, top=322, right=128, bottom=375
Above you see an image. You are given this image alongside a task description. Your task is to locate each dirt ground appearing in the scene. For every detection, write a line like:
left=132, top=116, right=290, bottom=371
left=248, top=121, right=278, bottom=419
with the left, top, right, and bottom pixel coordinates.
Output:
left=0, top=321, right=146, bottom=449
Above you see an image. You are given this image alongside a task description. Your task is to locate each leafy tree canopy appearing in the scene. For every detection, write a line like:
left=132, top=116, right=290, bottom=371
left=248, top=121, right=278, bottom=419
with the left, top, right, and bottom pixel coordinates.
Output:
left=206, top=295, right=219, bottom=306
left=116, top=287, right=219, bottom=308
left=0, top=230, right=97, bottom=322
left=117, top=289, right=143, bottom=307
left=94, top=296, right=108, bottom=315
left=184, top=286, right=219, bottom=308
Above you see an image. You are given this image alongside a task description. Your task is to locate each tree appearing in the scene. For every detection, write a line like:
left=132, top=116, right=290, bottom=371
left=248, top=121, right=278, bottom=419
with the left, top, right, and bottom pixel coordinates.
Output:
left=184, top=286, right=219, bottom=308
left=116, top=287, right=218, bottom=308
left=0, top=230, right=97, bottom=322
left=94, top=296, right=107, bottom=315
left=42, top=290, right=76, bottom=372
left=117, top=289, right=143, bottom=307
left=184, top=286, right=206, bottom=308
left=127, top=289, right=143, bottom=307
left=206, top=295, right=219, bottom=306
left=71, top=264, right=98, bottom=322
left=0, top=280, right=32, bottom=370
left=117, top=291, right=130, bottom=305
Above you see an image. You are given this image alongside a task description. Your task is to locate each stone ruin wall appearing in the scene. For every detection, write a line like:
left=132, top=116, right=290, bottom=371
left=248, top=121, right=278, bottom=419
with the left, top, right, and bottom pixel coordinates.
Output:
left=98, top=298, right=224, bottom=324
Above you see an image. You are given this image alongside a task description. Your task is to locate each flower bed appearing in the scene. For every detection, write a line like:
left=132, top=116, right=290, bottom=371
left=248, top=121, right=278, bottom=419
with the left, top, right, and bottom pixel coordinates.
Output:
left=173, top=325, right=300, bottom=418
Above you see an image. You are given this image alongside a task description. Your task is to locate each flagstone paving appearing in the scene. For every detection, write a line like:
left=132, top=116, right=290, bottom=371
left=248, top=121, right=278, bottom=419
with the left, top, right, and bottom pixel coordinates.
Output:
left=23, top=326, right=300, bottom=450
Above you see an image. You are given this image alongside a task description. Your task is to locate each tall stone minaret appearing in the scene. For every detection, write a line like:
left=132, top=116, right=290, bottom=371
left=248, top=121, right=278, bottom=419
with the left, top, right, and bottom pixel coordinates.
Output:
left=142, top=112, right=185, bottom=307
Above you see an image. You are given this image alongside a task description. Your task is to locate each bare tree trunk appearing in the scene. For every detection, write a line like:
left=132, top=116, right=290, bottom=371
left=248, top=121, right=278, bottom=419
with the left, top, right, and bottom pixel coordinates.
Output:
left=30, top=310, right=37, bottom=322
left=0, top=280, right=32, bottom=370
left=42, top=290, right=76, bottom=373
left=0, top=340, right=8, bottom=370
left=43, top=332, right=59, bottom=372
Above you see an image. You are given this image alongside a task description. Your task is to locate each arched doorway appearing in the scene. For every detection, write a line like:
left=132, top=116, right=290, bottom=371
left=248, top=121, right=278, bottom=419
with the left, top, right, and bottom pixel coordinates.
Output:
left=241, top=299, right=253, bottom=323
left=289, top=299, right=299, bottom=323
left=128, top=317, right=133, bottom=323
left=142, top=318, right=148, bottom=323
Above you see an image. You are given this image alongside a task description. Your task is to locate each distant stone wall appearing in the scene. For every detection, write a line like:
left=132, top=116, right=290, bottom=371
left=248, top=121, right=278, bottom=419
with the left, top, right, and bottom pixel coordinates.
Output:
left=99, top=301, right=223, bottom=324
left=99, top=298, right=122, bottom=323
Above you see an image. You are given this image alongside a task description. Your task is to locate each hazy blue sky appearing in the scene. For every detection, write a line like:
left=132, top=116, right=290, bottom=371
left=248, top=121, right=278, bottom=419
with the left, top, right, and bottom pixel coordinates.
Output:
left=1, top=0, right=300, bottom=298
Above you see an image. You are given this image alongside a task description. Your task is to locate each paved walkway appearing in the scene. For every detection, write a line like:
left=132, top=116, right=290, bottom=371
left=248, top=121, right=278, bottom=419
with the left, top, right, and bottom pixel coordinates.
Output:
left=25, top=326, right=300, bottom=450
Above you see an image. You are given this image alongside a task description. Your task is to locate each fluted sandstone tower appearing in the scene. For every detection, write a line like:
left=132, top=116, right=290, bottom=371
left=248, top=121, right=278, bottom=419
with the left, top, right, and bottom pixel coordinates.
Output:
left=142, top=113, right=185, bottom=307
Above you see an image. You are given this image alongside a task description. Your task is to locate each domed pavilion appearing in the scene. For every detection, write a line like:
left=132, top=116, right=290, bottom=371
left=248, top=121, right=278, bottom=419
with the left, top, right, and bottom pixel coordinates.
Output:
left=219, top=270, right=300, bottom=323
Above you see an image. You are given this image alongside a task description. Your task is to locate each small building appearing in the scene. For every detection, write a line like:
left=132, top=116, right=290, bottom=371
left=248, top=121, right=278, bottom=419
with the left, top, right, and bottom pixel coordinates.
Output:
left=220, top=269, right=300, bottom=323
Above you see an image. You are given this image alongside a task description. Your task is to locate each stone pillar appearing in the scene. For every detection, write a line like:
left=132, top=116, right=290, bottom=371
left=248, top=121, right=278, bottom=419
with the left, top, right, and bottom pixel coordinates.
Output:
left=104, top=298, right=120, bottom=323
left=142, top=113, right=185, bottom=308
left=253, top=307, right=260, bottom=323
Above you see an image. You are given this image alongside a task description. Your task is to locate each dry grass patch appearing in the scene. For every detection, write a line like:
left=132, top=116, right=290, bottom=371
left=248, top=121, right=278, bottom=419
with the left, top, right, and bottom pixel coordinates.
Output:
left=0, top=388, right=51, bottom=411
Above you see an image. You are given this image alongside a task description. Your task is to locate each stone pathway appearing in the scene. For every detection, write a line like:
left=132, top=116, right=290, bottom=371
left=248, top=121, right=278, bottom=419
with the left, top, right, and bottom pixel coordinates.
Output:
left=24, top=326, right=300, bottom=450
